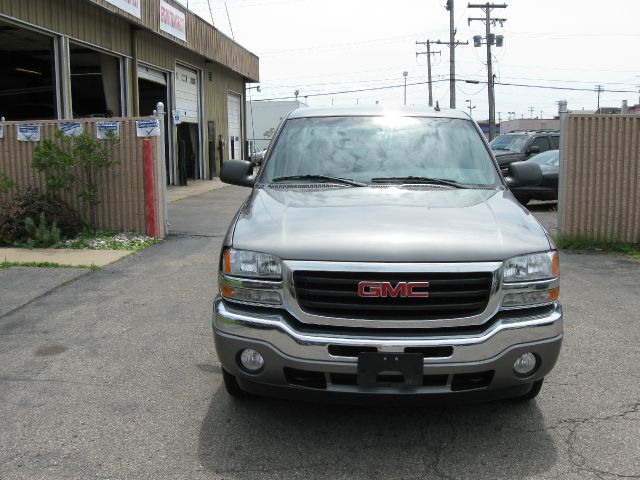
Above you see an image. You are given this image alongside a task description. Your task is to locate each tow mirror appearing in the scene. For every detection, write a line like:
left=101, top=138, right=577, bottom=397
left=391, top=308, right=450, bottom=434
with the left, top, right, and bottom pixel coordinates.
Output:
left=221, top=160, right=255, bottom=187
left=505, top=161, right=542, bottom=188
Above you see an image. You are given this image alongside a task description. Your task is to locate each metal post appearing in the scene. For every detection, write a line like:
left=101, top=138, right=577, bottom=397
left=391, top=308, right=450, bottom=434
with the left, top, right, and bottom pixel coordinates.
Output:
left=447, top=0, right=456, bottom=108
left=155, top=102, right=169, bottom=236
left=403, top=71, right=408, bottom=106
left=557, top=100, right=568, bottom=236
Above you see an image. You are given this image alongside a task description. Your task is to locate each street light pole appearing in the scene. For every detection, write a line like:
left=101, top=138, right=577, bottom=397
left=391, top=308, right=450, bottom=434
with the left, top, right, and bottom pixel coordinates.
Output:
left=403, top=71, right=408, bottom=106
left=465, top=99, right=476, bottom=118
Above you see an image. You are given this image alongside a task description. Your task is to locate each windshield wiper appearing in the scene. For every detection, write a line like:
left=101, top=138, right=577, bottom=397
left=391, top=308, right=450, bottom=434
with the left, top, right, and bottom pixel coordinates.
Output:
left=370, top=176, right=470, bottom=188
left=271, top=175, right=367, bottom=187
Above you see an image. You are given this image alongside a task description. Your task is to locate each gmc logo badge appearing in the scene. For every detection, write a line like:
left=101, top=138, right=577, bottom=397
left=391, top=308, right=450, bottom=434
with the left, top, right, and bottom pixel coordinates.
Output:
left=358, top=281, right=430, bottom=298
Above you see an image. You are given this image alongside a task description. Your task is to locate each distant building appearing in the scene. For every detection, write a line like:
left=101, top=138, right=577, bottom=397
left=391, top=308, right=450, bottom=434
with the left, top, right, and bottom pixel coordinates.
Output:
left=246, top=100, right=308, bottom=150
left=499, top=118, right=560, bottom=134
left=476, top=121, right=501, bottom=137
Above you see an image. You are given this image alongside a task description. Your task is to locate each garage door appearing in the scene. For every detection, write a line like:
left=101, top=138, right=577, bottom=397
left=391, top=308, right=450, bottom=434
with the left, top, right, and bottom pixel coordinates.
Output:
left=175, top=65, right=199, bottom=123
left=138, top=65, right=167, bottom=85
left=227, top=92, right=241, bottom=160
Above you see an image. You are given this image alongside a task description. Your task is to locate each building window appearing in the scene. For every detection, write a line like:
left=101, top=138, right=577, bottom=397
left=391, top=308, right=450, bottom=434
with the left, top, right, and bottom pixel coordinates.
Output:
left=69, top=43, right=122, bottom=118
left=0, top=20, right=57, bottom=120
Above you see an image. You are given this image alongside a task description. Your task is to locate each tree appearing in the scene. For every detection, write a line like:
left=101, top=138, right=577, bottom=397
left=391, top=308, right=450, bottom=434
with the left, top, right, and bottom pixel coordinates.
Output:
left=33, top=130, right=118, bottom=230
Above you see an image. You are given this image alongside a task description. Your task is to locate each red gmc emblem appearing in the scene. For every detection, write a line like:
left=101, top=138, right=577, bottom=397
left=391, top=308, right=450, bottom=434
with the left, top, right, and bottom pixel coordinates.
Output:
left=358, top=281, right=430, bottom=298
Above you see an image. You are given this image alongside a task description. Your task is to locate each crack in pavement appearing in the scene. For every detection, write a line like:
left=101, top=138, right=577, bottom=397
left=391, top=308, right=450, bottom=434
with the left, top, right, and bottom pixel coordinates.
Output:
left=526, top=400, right=640, bottom=479
left=0, top=269, right=93, bottom=322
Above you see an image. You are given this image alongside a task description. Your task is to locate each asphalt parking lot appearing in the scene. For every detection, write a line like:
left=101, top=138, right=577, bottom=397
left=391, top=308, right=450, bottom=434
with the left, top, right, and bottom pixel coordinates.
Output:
left=1, top=188, right=639, bottom=480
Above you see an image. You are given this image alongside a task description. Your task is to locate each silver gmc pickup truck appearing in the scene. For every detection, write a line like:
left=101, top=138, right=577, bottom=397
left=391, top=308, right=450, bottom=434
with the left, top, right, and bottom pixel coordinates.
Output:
left=214, top=106, right=562, bottom=403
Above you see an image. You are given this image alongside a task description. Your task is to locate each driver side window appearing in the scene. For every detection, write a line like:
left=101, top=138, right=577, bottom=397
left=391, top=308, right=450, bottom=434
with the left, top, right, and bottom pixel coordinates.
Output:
left=531, top=137, right=551, bottom=152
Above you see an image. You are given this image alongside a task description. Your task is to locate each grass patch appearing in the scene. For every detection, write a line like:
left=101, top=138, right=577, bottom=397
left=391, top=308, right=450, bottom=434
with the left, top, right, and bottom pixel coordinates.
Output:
left=0, top=261, right=101, bottom=270
left=62, top=230, right=158, bottom=251
left=554, top=235, right=640, bottom=260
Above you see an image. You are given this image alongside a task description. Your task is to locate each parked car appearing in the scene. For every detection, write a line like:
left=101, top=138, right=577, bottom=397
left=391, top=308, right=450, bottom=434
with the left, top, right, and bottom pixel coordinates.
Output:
left=249, top=146, right=267, bottom=166
left=510, top=150, right=560, bottom=205
left=490, top=130, right=559, bottom=176
left=216, top=106, right=562, bottom=404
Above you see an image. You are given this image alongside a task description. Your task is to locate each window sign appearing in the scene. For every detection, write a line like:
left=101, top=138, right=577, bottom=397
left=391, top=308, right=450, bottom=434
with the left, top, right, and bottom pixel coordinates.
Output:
left=96, top=121, right=120, bottom=140
left=160, top=1, right=187, bottom=42
left=17, top=124, right=41, bottom=142
left=59, top=122, right=83, bottom=137
left=104, top=0, right=141, bottom=18
left=136, top=119, right=160, bottom=137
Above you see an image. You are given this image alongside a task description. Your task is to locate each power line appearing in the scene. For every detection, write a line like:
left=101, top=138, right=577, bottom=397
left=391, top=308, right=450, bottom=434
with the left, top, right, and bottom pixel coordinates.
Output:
left=205, top=0, right=214, bottom=24
left=253, top=78, right=639, bottom=102
left=224, top=0, right=235, bottom=39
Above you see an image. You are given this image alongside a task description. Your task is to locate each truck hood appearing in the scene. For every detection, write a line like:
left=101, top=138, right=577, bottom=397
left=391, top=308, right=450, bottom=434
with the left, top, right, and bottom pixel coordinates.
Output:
left=231, top=186, right=550, bottom=262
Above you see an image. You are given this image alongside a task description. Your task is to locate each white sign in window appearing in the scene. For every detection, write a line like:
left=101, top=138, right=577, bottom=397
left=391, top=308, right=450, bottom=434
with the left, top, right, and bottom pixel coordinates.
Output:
left=104, top=0, right=141, bottom=18
left=160, top=1, right=187, bottom=42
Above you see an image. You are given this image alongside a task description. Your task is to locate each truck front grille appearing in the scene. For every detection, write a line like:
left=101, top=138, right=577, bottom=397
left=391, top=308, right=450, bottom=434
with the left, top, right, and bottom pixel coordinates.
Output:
left=293, top=271, right=493, bottom=320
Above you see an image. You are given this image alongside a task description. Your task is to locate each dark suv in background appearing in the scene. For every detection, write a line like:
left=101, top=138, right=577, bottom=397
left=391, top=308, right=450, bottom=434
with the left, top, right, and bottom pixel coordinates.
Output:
left=490, top=130, right=559, bottom=176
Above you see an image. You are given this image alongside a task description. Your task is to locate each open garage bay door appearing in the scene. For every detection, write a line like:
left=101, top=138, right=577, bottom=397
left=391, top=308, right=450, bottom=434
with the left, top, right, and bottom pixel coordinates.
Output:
left=227, top=92, right=241, bottom=160
left=174, top=65, right=201, bottom=182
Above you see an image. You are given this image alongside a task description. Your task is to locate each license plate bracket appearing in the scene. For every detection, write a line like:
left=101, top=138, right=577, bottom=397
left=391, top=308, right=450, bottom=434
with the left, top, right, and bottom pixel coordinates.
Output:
left=357, top=352, right=423, bottom=387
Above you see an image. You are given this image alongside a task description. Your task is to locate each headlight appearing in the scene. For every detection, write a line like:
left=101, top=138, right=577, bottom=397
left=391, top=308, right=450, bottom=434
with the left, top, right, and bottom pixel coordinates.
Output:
left=223, top=248, right=281, bottom=279
left=219, top=248, right=283, bottom=306
left=502, top=251, right=558, bottom=283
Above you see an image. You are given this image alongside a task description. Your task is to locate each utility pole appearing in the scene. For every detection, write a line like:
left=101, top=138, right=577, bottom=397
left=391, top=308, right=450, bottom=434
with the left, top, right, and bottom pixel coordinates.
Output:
left=595, top=85, right=604, bottom=110
left=416, top=40, right=441, bottom=107
left=433, top=37, right=469, bottom=109
left=469, top=2, right=507, bottom=141
left=529, top=106, right=535, bottom=118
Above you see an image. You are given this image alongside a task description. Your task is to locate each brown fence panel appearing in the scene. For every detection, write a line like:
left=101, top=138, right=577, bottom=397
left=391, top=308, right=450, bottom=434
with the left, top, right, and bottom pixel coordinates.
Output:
left=560, top=114, right=640, bottom=242
left=0, top=118, right=165, bottom=238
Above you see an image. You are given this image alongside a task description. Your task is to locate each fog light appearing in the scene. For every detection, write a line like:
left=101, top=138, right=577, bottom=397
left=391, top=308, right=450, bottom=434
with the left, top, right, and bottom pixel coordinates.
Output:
left=239, top=348, right=264, bottom=372
left=513, top=352, right=537, bottom=376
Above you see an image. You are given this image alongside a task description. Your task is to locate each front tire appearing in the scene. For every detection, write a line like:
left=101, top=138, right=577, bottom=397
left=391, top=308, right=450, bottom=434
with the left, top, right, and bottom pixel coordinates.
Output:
left=516, top=378, right=544, bottom=401
left=222, top=368, right=251, bottom=399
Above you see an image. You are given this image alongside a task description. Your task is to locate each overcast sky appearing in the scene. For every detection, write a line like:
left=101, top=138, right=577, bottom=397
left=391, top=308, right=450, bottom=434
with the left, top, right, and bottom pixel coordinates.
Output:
left=183, top=0, right=640, bottom=120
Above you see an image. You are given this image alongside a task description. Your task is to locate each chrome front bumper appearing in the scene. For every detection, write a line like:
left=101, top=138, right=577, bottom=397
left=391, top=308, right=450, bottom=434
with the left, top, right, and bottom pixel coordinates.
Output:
left=212, top=297, right=563, bottom=398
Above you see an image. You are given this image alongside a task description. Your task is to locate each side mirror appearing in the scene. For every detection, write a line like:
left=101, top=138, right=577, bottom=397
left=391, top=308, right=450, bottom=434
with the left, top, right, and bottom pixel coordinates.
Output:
left=527, top=145, right=540, bottom=154
left=505, top=161, right=542, bottom=188
left=221, top=159, right=255, bottom=187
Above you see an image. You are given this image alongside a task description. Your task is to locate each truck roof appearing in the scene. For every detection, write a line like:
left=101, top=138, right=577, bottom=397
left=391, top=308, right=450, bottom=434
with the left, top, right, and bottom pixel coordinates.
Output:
left=287, top=105, right=471, bottom=120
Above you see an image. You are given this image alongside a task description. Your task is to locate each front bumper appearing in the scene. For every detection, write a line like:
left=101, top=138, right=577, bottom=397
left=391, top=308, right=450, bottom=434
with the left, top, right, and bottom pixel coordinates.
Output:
left=213, top=297, right=563, bottom=402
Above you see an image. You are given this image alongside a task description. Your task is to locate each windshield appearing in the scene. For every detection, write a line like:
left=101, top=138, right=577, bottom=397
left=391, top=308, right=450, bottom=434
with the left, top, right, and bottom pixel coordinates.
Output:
left=260, top=116, right=501, bottom=186
left=530, top=150, right=559, bottom=166
left=490, top=134, right=528, bottom=153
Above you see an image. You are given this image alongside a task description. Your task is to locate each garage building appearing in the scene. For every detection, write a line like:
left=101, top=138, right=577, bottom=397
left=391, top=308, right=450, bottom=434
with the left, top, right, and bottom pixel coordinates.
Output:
left=0, top=0, right=259, bottom=184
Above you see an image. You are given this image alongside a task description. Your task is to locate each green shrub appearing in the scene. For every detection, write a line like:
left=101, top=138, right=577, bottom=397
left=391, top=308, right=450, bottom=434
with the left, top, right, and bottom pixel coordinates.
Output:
left=33, top=130, right=118, bottom=230
left=0, top=187, right=81, bottom=245
left=0, top=172, right=16, bottom=195
left=17, top=213, right=63, bottom=249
